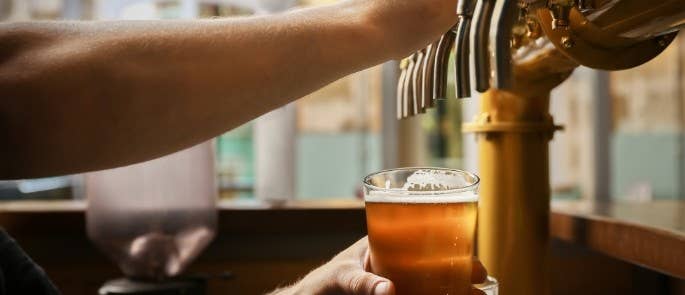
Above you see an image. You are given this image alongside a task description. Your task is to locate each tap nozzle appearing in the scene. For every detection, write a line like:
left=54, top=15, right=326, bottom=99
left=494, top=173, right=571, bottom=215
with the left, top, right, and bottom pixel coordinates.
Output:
left=454, top=17, right=473, bottom=98
left=433, top=28, right=457, bottom=100
left=403, top=53, right=418, bottom=117
left=397, top=58, right=409, bottom=119
left=454, top=0, right=478, bottom=98
left=470, top=0, right=496, bottom=92
left=489, top=0, right=519, bottom=90
left=412, top=49, right=427, bottom=114
left=422, top=42, right=439, bottom=109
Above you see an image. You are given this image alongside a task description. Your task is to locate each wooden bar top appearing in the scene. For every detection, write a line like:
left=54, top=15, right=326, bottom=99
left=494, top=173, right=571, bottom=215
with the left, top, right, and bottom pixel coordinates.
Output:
left=550, top=200, right=685, bottom=279
left=1, top=199, right=684, bottom=279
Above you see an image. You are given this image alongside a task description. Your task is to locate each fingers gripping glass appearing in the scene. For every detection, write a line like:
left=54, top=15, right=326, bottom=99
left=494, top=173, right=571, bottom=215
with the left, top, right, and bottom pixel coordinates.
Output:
left=363, top=168, right=498, bottom=295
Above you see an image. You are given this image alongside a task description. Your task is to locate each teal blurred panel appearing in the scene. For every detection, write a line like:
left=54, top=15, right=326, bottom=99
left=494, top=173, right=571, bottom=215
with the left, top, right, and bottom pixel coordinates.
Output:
left=217, top=123, right=254, bottom=186
left=297, top=133, right=381, bottom=199
left=611, top=132, right=682, bottom=200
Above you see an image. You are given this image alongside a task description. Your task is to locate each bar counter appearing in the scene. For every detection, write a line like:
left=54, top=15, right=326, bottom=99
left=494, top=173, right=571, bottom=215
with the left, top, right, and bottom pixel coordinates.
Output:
left=551, top=200, right=685, bottom=279
left=0, top=199, right=683, bottom=294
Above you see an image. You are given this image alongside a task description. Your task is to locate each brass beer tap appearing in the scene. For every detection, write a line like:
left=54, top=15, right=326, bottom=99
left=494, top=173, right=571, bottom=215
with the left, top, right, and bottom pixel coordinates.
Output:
left=393, top=2, right=685, bottom=295
left=396, top=0, right=684, bottom=119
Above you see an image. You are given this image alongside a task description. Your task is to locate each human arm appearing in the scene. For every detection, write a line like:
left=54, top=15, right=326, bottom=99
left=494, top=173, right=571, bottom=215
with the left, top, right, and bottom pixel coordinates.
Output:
left=0, top=0, right=458, bottom=179
left=269, top=237, right=488, bottom=295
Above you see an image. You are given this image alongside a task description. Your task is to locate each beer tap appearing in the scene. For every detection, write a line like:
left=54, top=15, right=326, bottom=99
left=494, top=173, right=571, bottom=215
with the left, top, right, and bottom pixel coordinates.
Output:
left=433, top=28, right=457, bottom=101
left=395, top=0, right=553, bottom=119
left=421, top=41, right=439, bottom=109
left=489, top=0, right=518, bottom=90
left=454, top=0, right=477, bottom=98
left=403, top=53, right=418, bottom=118
left=397, top=58, right=409, bottom=119
left=470, top=0, right=496, bottom=92
left=412, top=48, right=427, bottom=114
left=395, top=27, right=457, bottom=119
left=395, top=0, right=522, bottom=119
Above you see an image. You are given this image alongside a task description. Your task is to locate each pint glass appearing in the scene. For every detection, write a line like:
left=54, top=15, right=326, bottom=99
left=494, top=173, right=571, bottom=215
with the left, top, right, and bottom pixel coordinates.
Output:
left=363, top=168, right=481, bottom=295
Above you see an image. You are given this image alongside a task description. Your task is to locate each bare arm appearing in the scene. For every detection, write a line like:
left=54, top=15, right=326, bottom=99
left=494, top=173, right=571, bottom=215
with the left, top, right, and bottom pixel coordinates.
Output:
left=0, top=0, right=457, bottom=179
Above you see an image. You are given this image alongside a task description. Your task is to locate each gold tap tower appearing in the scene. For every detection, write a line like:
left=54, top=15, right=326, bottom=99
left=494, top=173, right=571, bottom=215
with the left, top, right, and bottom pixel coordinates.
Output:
left=399, top=1, right=684, bottom=294
left=466, top=1, right=683, bottom=294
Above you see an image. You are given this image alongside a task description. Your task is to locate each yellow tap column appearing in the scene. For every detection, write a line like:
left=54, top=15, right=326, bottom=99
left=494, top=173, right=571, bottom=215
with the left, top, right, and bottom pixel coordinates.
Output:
left=464, top=90, right=559, bottom=295
left=457, top=2, right=684, bottom=294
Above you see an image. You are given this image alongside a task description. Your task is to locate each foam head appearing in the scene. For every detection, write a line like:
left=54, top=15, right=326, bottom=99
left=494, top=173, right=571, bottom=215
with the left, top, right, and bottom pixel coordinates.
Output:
left=364, top=169, right=479, bottom=203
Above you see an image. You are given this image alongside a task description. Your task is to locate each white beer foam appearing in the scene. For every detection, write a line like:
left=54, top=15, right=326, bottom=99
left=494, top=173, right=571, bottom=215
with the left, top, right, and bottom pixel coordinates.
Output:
left=365, top=191, right=478, bottom=204
left=401, top=169, right=471, bottom=191
left=366, top=169, right=478, bottom=203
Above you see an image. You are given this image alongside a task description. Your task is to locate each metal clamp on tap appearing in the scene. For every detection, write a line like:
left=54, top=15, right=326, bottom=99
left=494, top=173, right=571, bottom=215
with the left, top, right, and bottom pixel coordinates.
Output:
left=547, top=0, right=575, bottom=30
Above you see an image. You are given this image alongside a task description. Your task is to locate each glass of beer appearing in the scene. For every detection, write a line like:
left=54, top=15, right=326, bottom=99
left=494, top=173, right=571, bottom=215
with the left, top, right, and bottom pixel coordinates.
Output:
left=363, top=168, right=482, bottom=295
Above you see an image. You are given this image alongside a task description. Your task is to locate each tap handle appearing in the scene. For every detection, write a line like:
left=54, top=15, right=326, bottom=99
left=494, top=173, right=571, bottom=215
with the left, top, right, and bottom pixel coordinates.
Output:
left=422, top=42, right=439, bottom=109
left=412, top=49, right=427, bottom=114
left=454, top=17, right=473, bottom=98
left=471, top=0, right=495, bottom=92
left=457, top=0, right=477, bottom=16
left=403, top=53, right=417, bottom=118
left=397, top=58, right=409, bottom=119
left=433, top=28, right=457, bottom=100
left=489, top=0, right=518, bottom=90
left=454, top=0, right=478, bottom=98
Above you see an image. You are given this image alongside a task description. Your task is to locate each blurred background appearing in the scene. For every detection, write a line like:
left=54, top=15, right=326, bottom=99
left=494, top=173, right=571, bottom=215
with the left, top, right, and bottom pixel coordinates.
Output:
left=2, top=0, right=684, bottom=205
left=0, top=0, right=684, bottom=294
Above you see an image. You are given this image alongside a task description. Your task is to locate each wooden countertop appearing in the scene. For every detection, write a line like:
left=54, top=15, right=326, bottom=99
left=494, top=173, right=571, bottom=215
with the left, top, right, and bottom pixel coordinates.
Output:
left=550, top=200, right=685, bottom=279
left=1, top=199, right=684, bottom=279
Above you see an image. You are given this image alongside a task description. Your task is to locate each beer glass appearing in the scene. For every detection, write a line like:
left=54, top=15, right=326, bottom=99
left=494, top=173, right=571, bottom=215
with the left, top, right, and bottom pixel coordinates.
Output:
left=364, top=168, right=490, bottom=295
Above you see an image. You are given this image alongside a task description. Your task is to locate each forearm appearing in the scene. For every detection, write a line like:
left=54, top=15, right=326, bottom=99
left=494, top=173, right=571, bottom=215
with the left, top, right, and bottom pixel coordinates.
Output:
left=0, top=2, right=386, bottom=178
left=0, top=0, right=458, bottom=179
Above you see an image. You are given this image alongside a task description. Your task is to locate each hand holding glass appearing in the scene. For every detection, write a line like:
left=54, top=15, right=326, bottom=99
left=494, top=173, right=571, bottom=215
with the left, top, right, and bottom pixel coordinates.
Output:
left=363, top=168, right=496, bottom=295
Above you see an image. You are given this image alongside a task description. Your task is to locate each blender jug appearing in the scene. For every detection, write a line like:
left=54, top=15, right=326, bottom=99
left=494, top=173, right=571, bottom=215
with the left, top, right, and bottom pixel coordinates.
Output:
left=86, top=142, right=217, bottom=280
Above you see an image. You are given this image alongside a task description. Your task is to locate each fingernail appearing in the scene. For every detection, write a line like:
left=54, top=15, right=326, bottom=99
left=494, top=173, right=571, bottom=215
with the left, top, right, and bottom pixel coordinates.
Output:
left=374, top=281, right=390, bottom=295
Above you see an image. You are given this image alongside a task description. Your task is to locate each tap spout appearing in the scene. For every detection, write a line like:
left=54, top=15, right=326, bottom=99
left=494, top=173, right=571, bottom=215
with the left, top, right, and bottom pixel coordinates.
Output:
left=433, top=28, right=457, bottom=100
left=412, top=49, right=427, bottom=114
left=422, top=42, right=439, bottom=109
left=489, top=0, right=519, bottom=90
left=454, top=0, right=478, bottom=98
left=471, top=0, right=496, bottom=92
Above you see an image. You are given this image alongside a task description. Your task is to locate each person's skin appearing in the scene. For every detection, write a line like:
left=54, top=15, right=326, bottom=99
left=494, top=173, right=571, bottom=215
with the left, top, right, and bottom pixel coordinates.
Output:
left=0, top=0, right=458, bottom=179
left=270, top=237, right=488, bottom=295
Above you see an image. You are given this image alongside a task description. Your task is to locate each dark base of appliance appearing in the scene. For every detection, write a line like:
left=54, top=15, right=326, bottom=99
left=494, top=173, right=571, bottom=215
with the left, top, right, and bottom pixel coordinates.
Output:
left=99, top=277, right=207, bottom=295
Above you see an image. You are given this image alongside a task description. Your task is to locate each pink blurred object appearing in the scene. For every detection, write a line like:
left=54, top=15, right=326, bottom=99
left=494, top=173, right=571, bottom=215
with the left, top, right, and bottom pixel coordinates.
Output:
left=86, top=142, right=217, bottom=280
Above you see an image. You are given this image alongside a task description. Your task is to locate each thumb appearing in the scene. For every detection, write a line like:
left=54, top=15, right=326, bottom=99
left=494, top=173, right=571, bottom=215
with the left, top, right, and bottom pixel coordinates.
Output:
left=338, top=269, right=395, bottom=295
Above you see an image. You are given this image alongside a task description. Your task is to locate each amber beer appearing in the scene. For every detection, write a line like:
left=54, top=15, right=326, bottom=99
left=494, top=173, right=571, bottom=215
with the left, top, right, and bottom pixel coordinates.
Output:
left=364, top=168, right=479, bottom=295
